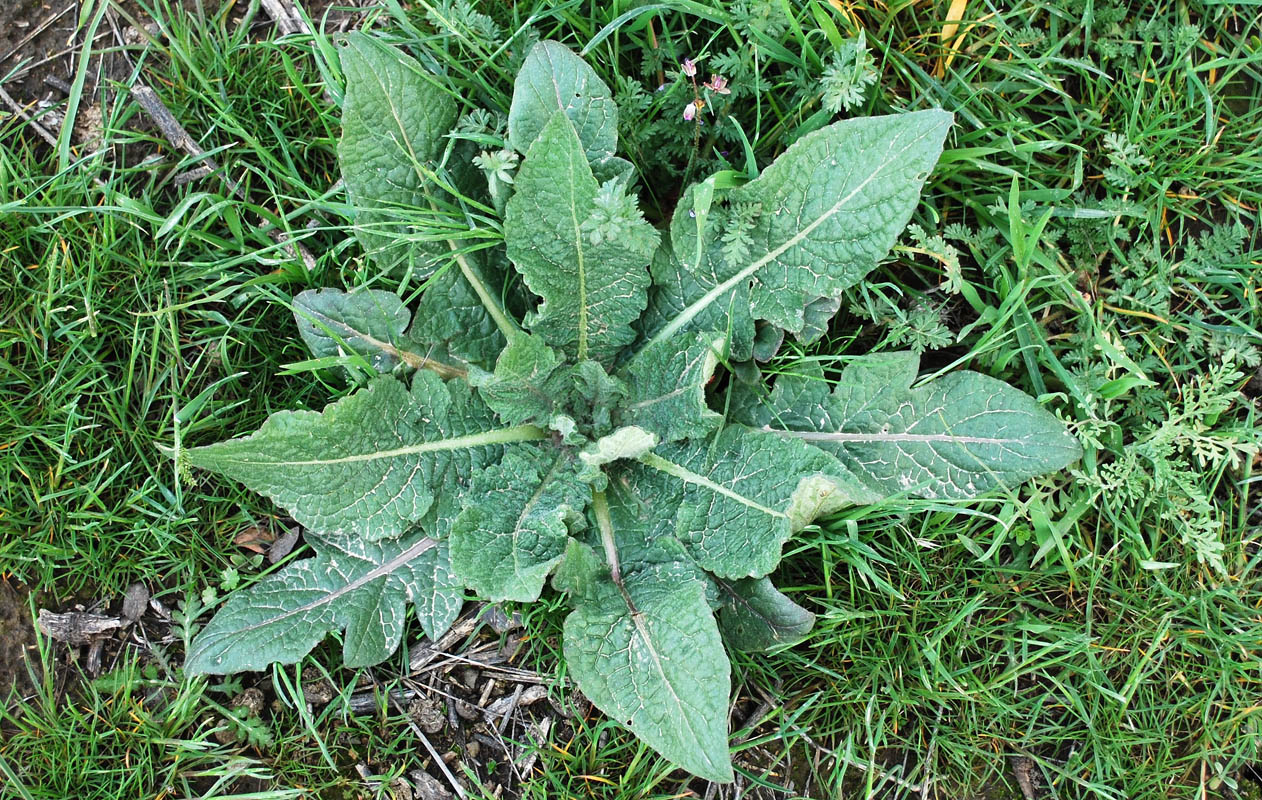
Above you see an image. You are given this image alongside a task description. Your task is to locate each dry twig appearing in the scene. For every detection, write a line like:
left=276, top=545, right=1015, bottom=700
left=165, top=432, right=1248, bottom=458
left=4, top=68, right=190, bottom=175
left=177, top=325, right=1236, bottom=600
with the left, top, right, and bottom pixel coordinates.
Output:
left=260, top=0, right=312, bottom=35
left=388, top=693, right=470, bottom=800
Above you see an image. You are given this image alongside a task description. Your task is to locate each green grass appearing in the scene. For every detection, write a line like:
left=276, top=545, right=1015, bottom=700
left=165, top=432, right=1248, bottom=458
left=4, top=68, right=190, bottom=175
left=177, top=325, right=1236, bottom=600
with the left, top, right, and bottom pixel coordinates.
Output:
left=2, top=0, right=1260, bottom=798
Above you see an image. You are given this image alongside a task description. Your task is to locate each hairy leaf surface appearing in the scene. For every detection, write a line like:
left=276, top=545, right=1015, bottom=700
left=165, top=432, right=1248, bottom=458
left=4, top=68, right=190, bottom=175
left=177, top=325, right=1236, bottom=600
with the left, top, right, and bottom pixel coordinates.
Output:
left=187, top=531, right=461, bottom=674
left=635, top=426, right=879, bottom=579
left=508, top=40, right=618, bottom=162
left=580, top=426, right=658, bottom=472
left=338, top=33, right=456, bottom=271
left=618, top=333, right=723, bottom=444
left=293, top=288, right=465, bottom=380
left=505, top=113, right=656, bottom=365
left=736, top=354, right=1083, bottom=498
left=449, top=448, right=588, bottom=601
left=409, top=264, right=507, bottom=369
left=639, top=189, right=759, bottom=359
left=295, top=288, right=410, bottom=372
left=642, top=111, right=952, bottom=353
left=470, top=334, right=571, bottom=426
left=186, top=374, right=545, bottom=540
left=553, top=481, right=732, bottom=779
left=562, top=560, right=733, bottom=782
left=716, top=576, right=814, bottom=651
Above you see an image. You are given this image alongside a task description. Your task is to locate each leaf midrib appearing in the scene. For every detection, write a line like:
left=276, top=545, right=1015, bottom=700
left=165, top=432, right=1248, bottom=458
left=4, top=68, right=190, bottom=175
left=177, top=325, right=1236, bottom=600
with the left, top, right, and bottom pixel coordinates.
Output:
left=642, top=119, right=946, bottom=350
left=202, top=424, right=547, bottom=466
left=769, top=429, right=1028, bottom=445
left=566, top=143, right=590, bottom=361
left=209, top=537, right=436, bottom=640
left=638, top=452, right=785, bottom=518
left=510, top=456, right=567, bottom=588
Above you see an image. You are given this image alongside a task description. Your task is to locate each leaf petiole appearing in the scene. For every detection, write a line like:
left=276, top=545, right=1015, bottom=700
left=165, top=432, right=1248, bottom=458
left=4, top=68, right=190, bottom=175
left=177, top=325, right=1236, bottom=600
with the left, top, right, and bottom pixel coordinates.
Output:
left=446, top=239, right=519, bottom=341
left=591, top=488, right=638, bottom=614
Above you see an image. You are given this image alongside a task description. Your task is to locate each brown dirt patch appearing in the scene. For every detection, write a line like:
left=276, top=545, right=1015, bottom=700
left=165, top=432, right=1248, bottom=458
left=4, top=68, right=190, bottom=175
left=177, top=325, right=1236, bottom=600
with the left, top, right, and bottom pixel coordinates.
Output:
left=0, top=0, right=78, bottom=104
left=0, top=579, right=41, bottom=705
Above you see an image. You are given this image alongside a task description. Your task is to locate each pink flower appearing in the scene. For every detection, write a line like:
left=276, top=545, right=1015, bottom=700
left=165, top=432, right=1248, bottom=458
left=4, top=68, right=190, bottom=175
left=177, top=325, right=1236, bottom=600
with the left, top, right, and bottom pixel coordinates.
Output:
left=704, top=74, right=731, bottom=95
left=682, top=101, right=698, bottom=121
left=681, top=57, right=697, bottom=78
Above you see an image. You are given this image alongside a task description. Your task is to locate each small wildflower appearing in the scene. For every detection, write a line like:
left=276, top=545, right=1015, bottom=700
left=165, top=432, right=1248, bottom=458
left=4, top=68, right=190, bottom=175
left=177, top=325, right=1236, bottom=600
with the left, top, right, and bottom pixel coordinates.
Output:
left=704, top=74, right=730, bottom=95
left=682, top=100, right=699, bottom=122
left=681, top=57, right=697, bottom=78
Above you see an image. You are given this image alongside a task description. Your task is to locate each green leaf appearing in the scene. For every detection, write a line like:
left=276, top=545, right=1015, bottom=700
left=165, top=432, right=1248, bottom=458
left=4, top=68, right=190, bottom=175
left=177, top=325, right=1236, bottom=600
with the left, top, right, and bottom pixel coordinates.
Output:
left=554, top=484, right=730, bottom=779
left=640, top=188, right=758, bottom=360
left=590, top=473, right=698, bottom=576
left=798, top=295, right=842, bottom=346
left=337, top=33, right=457, bottom=272
left=409, top=263, right=508, bottom=370
left=508, top=40, right=618, bottom=163
left=470, top=334, right=570, bottom=426
left=293, top=288, right=463, bottom=379
left=562, top=562, right=733, bottom=782
left=737, top=354, right=1083, bottom=499
left=295, top=288, right=410, bottom=373
left=642, top=111, right=952, bottom=353
left=635, top=426, right=879, bottom=579
left=579, top=426, right=658, bottom=471
left=505, top=113, right=656, bottom=365
left=715, top=576, right=814, bottom=651
left=186, top=373, right=546, bottom=541
left=618, top=333, right=723, bottom=443
left=551, top=537, right=605, bottom=598
left=449, top=448, right=588, bottom=602
left=186, top=531, right=461, bottom=674
left=409, top=539, right=464, bottom=642
left=568, top=360, right=628, bottom=434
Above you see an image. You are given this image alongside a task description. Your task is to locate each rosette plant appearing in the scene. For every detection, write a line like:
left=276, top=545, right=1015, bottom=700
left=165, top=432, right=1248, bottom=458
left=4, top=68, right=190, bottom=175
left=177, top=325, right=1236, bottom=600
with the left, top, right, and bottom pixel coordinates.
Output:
left=181, top=35, right=1081, bottom=781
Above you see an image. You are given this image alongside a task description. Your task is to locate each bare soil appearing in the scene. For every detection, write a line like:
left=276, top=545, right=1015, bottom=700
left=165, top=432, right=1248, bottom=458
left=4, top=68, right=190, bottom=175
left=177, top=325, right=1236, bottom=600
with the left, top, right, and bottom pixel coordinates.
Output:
left=0, top=579, right=40, bottom=704
left=0, top=0, right=78, bottom=104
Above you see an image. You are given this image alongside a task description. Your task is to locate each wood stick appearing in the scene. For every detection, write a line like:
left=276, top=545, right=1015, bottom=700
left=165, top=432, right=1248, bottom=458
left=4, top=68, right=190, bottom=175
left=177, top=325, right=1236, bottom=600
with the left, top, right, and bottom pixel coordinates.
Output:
left=387, top=692, right=469, bottom=800
left=260, top=0, right=311, bottom=35
left=0, top=85, right=60, bottom=149
left=129, top=84, right=241, bottom=195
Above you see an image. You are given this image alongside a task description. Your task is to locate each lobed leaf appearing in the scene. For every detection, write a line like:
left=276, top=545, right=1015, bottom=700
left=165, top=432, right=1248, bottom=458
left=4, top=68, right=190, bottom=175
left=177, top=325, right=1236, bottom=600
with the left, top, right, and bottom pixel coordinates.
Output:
left=449, top=448, right=588, bottom=602
left=715, top=576, right=814, bottom=652
left=508, top=40, right=618, bottom=163
left=641, top=111, right=952, bottom=355
left=618, top=333, right=723, bottom=444
left=635, top=426, right=880, bottom=579
left=561, top=558, right=733, bottom=783
left=186, top=531, right=462, bottom=674
left=337, top=33, right=457, bottom=272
